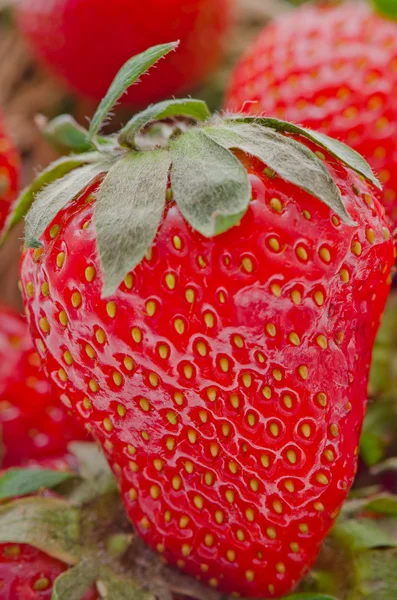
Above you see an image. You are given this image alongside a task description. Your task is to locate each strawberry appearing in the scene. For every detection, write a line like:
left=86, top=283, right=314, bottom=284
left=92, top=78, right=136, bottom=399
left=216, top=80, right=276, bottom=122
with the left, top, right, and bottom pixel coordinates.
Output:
left=15, top=0, right=230, bottom=106
left=225, top=0, right=397, bottom=229
left=0, top=304, right=90, bottom=468
left=8, top=45, right=395, bottom=598
left=0, top=112, right=19, bottom=236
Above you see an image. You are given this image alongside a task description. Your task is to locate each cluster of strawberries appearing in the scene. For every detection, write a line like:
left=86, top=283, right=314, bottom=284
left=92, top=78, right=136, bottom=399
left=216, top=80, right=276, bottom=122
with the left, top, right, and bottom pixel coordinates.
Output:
left=0, top=0, right=396, bottom=599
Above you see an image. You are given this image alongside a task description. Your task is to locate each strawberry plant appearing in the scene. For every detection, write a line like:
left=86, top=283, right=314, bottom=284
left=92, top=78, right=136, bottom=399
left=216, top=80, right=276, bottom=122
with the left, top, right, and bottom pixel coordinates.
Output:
left=3, top=43, right=395, bottom=598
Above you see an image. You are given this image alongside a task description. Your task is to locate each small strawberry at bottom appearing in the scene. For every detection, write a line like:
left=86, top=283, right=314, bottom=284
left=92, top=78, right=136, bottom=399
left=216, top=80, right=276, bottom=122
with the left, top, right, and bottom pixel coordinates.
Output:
left=0, top=304, right=90, bottom=468
left=8, top=45, right=396, bottom=598
left=0, top=111, right=19, bottom=236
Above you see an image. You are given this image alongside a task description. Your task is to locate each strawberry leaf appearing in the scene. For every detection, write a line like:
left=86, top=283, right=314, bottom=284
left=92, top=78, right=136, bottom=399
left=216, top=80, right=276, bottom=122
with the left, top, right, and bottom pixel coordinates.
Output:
left=203, top=123, right=356, bottom=225
left=0, top=154, right=100, bottom=245
left=95, top=149, right=171, bottom=297
left=354, top=548, right=397, bottom=598
left=284, top=595, right=338, bottom=600
left=362, top=495, right=397, bottom=516
left=372, top=0, right=397, bottom=20
left=170, top=128, right=251, bottom=237
left=333, top=518, right=397, bottom=551
left=0, top=497, right=80, bottom=564
left=88, top=42, right=179, bottom=139
left=42, top=115, right=96, bottom=154
left=96, top=569, right=155, bottom=600
left=118, top=98, right=211, bottom=148
left=225, top=116, right=381, bottom=190
left=0, top=468, right=77, bottom=500
left=25, top=159, right=113, bottom=248
left=52, top=560, right=98, bottom=600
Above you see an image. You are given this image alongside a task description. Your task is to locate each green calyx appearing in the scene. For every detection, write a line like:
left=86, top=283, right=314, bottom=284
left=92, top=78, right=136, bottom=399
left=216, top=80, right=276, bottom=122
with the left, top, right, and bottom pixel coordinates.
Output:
left=372, top=0, right=397, bottom=20
left=5, top=42, right=380, bottom=297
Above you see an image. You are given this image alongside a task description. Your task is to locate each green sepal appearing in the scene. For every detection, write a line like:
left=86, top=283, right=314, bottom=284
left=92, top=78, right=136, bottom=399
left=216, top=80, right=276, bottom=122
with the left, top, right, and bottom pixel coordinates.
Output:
left=354, top=548, right=397, bottom=599
left=118, top=98, right=211, bottom=148
left=170, top=128, right=251, bottom=238
left=225, top=115, right=381, bottom=190
left=52, top=560, right=98, bottom=600
left=203, top=122, right=356, bottom=225
left=0, top=497, right=80, bottom=564
left=25, top=158, right=114, bottom=248
left=67, top=442, right=117, bottom=505
left=95, top=149, right=171, bottom=297
left=89, top=42, right=179, bottom=140
left=0, top=154, right=100, bottom=245
left=372, top=0, right=397, bottom=20
left=42, top=115, right=96, bottom=154
left=332, top=518, right=397, bottom=551
left=96, top=569, right=155, bottom=600
left=0, top=468, right=77, bottom=500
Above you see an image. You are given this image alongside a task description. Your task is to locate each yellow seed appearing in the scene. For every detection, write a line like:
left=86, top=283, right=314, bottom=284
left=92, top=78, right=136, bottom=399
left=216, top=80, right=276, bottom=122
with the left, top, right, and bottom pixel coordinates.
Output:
left=273, top=500, right=283, bottom=514
left=268, top=237, right=280, bottom=252
left=207, top=387, right=217, bottom=401
left=296, top=245, right=308, bottom=261
left=383, top=227, right=391, bottom=240
left=314, top=290, right=325, bottom=306
left=103, top=418, right=113, bottom=432
left=330, top=423, right=339, bottom=437
left=113, top=371, right=123, bottom=387
left=340, top=268, right=350, bottom=283
left=299, top=523, right=309, bottom=534
left=117, top=404, right=126, bottom=417
left=173, top=235, right=182, bottom=250
left=257, top=351, right=266, bottom=364
left=59, top=311, right=68, bottom=327
left=233, top=334, right=244, bottom=348
left=204, top=472, right=214, bottom=486
left=198, top=410, right=207, bottom=424
left=63, top=351, right=73, bottom=365
left=174, top=318, right=185, bottom=334
left=316, top=335, right=327, bottom=349
left=123, top=356, right=134, bottom=371
left=284, top=480, right=295, bottom=492
left=139, top=398, right=150, bottom=412
left=201, top=564, right=209, bottom=573
left=219, top=357, right=229, bottom=372
left=157, top=543, right=165, bottom=553
left=154, top=459, right=164, bottom=471
left=58, top=368, right=67, bottom=382
left=245, top=508, right=255, bottom=522
left=269, top=422, right=279, bottom=437
left=209, top=578, right=218, bottom=588
left=180, top=516, right=190, bottom=528
left=183, top=363, right=193, bottom=379
left=173, top=391, right=183, bottom=405
left=26, top=282, right=34, bottom=297
left=227, top=550, right=236, bottom=562
left=316, top=473, right=329, bottom=485
left=225, top=490, right=235, bottom=503
left=301, top=424, right=311, bottom=438
left=262, top=386, right=272, bottom=400
left=194, top=495, right=204, bottom=509
left=204, top=534, right=214, bottom=547
left=106, top=302, right=117, bottom=318
left=290, top=542, right=300, bottom=553
left=150, top=485, right=160, bottom=499
left=145, top=300, right=156, bottom=316
left=33, top=248, right=44, bottom=262
left=187, top=429, right=197, bottom=443
left=39, top=317, right=50, bottom=334
left=185, top=288, right=195, bottom=303
left=273, top=368, right=282, bottom=381
left=283, top=394, right=293, bottom=409
left=319, top=247, right=331, bottom=263
left=184, top=461, right=194, bottom=474
left=276, top=563, right=286, bottom=574
left=289, top=332, right=300, bottom=346
left=298, top=365, right=308, bottom=380
left=352, top=240, right=362, bottom=256
left=271, top=283, right=282, bottom=297
left=291, top=289, right=301, bottom=304
left=49, top=224, right=60, bottom=238
left=302, top=210, right=311, bottom=220
left=83, top=397, right=92, bottom=410
left=247, top=413, right=256, bottom=427
left=198, top=255, right=207, bottom=268
left=261, top=455, right=270, bottom=468
left=314, top=502, right=325, bottom=512
left=230, top=393, right=240, bottom=409
left=85, top=266, right=96, bottom=282
left=140, top=517, right=150, bottom=529
left=165, top=273, right=176, bottom=289
left=250, top=479, right=259, bottom=492
left=196, top=341, right=207, bottom=356
left=204, top=312, right=215, bottom=328
left=245, top=570, right=255, bottom=583
left=265, top=323, right=276, bottom=337
left=323, top=449, right=335, bottom=462
left=131, top=327, right=142, bottom=343
left=96, top=329, right=106, bottom=344
left=215, top=510, right=224, bottom=524
left=167, top=411, right=177, bottom=425
left=172, top=476, right=182, bottom=490
left=158, top=344, right=169, bottom=359
left=89, top=379, right=98, bottom=393
left=366, top=228, right=375, bottom=243
left=141, top=431, right=149, bottom=441
left=287, top=450, right=297, bottom=464
left=222, top=423, right=231, bottom=437
left=267, top=527, right=277, bottom=539
left=127, top=445, right=136, bottom=455
left=236, top=529, right=245, bottom=541
left=332, top=215, right=340, bottom=226
left=228, top=461, right=238, bottom=474
left=210, top=443, right=219, bottom=458
left=56, top=252, right=65, bottom=268
left=317, top=392, right=328, bottom=407
left=164, top=511, right=171, bottom=522
left=269, top=197, right=282, bottom=212
left=149, top=372, right=159, bottom=387
left=41, top=281, right=49, bottom=297
left=124, top=273, right=133, bottom=289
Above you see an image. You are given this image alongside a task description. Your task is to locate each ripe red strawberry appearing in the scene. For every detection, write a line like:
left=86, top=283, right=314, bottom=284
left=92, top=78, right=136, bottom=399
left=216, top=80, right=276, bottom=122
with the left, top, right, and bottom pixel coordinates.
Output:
left=0, top=304, right=90, bottom=468
left=225, top=1, right=397, bottom=229
left=0, top=113, right=19, bottom=235
left=9, top=46, right=395, bottom=598
left=15, top=0, right=230, bottom=106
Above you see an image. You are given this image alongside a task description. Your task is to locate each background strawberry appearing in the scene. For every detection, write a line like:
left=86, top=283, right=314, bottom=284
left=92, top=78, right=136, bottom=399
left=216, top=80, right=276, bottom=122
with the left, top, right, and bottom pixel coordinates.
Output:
left=15, top=0, right=231, bottom=106
left=225, top=1, right=397, bottom=229
left=8, top=47, right=395, bottom=598
left=0, top=111, right=19, bottom=236
left=0, top=304, right=90, bottom=468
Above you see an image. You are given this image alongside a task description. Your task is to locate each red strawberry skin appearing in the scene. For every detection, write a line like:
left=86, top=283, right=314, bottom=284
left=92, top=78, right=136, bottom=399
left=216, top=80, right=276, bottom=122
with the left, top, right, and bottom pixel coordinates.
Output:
left=225, top=2, right=397, bottom=228
left=16, top=0, right=230, bottom=106
left=20, top=142, right=394, bottom=597
left=0, top=305, right=90, bottom=468
left=0, top=114, right=19, bottom=234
